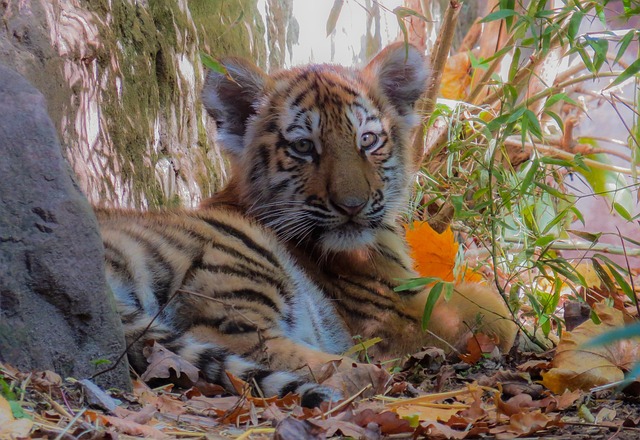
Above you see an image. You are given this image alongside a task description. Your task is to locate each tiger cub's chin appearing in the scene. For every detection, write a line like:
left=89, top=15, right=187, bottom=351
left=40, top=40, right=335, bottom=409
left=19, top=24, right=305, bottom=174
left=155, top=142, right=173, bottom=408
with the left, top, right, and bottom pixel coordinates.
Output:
left=319, top=227, right=376, bottom=253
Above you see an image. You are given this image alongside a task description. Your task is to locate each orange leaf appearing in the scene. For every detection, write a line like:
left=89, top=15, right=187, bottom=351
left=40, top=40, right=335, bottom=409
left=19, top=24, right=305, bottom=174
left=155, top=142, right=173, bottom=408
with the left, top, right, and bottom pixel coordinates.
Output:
left=440, top=52, right=472, bottom=100
left=460, top=333, right=497, bottom=364
left=405, top=221, right=482, bottom=283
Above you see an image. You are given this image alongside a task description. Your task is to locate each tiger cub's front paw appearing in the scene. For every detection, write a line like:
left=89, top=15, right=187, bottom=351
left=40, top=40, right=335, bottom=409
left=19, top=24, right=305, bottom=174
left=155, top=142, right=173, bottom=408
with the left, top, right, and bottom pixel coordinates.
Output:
left=296, top=383, right=342, bottom=408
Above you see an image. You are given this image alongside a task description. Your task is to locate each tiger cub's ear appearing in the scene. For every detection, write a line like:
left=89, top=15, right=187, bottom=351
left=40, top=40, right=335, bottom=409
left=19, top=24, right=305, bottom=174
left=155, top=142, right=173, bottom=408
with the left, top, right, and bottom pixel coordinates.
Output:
left=363, top=43, right=429, bottom=123
left=202, top=58, right=269, bottom=155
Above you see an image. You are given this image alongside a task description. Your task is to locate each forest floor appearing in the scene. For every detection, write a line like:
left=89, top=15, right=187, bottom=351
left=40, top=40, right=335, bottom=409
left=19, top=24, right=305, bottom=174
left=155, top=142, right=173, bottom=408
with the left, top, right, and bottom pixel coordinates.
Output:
left=2, top=335, right=639, bottom=440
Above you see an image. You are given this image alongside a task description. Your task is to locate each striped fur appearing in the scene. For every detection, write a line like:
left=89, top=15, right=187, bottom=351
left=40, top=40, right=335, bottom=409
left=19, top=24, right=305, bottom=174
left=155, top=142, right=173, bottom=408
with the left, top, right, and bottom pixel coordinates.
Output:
left=99, top=43, right=516, bottom=406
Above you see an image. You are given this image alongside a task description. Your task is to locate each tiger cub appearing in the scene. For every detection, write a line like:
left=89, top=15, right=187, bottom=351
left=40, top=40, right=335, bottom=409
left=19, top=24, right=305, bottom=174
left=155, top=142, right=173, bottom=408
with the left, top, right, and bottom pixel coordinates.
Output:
left=98, top=43, right=516, bottom=407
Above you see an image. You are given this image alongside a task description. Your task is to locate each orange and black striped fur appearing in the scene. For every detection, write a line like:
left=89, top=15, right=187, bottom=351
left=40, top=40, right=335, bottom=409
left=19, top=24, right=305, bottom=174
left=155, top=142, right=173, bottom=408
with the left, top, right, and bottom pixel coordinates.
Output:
left=98, top=43, right=516, bottom=407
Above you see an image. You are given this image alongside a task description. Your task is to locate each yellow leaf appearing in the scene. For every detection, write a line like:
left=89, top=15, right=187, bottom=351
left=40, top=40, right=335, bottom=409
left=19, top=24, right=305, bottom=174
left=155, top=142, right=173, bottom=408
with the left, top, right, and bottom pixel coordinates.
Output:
left=404, top=221, right=482, bottom=283
left=393, top=403, right=462, bottom=423
left=542, top=303, right=640, bottom=394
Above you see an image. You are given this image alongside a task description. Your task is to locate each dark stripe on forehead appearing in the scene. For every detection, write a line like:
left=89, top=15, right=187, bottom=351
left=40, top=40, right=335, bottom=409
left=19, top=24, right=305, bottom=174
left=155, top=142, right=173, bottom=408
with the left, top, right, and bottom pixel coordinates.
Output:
left=321, top=77, right=360, bottom=98
left=286, top=124, right=304, bottom=133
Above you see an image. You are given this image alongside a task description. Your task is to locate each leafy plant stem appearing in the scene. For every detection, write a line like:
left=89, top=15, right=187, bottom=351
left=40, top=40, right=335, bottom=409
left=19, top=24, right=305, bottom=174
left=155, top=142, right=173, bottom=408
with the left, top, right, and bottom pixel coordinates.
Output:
left=487, top=133, right=544, bottom=349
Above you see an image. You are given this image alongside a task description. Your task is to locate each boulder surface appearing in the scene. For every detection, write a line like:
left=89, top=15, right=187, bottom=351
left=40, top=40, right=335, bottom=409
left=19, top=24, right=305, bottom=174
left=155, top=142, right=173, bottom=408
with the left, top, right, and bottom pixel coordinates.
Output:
left=0, top=65, right=130, bottom=390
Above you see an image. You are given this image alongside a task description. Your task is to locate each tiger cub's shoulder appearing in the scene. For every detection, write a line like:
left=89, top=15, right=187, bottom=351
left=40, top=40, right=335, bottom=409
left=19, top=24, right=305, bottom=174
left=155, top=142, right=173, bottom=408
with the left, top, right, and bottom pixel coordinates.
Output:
left=96, top=206, right=285, bottom=256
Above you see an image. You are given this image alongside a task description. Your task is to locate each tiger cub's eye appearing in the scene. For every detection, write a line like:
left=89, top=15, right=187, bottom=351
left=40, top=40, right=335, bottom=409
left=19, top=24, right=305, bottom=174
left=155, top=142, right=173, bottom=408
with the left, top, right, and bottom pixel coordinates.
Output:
left=360, top=132, right=379, bottom=151
left=290, top=139, right=315, bottom=156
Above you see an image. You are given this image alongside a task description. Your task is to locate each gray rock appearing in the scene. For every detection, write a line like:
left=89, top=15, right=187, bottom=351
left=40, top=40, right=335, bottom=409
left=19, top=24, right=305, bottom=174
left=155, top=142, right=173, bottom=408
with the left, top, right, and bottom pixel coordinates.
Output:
left=0, top=64, right=130, bottom=391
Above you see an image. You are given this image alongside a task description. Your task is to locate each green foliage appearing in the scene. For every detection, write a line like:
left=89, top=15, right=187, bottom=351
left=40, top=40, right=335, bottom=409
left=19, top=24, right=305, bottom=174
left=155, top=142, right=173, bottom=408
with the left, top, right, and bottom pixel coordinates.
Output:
left=0, top=377, right=29, bottom=419
left=414, top=0, right=640, bottom=347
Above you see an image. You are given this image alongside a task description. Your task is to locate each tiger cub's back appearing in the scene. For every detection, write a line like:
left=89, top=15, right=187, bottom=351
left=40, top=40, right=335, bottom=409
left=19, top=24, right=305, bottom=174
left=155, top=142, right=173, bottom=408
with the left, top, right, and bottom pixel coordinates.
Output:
left=97, top=207, right=350, bottom=406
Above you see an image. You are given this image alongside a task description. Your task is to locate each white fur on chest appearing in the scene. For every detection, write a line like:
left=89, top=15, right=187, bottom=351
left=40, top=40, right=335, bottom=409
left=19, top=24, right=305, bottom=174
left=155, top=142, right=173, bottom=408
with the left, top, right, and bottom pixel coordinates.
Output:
left=278, top=255, right=352, bottom=354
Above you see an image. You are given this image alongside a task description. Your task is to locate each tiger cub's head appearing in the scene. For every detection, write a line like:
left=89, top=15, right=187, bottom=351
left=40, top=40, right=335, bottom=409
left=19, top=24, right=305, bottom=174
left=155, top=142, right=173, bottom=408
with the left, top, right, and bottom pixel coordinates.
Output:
left=203, top=43, right=429, bottom=253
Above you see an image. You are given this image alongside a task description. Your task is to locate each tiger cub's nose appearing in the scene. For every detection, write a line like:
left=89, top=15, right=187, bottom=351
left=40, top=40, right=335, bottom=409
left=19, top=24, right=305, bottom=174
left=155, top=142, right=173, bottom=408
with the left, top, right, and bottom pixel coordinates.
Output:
left=330, top=196, right=367, bottom=216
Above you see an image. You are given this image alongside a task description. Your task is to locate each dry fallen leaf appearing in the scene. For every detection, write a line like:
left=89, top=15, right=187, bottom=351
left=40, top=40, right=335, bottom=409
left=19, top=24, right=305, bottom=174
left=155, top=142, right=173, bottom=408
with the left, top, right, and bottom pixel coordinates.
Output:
left=321, top=362, right=391, bottom=398
left=542, top=303, right=640, bottom=394
left=350, top=409, right=414, bottom=435
left=141, top=341, right=200, bottom=384
left=85, top=409, right=168, bottom=438
left=392, top=402, right=462, bottom=425
left=493, top=411, right=562, bottom=439
left=460, top=333, right=498, bottom=365
left=0, top=394, right=33, bottom=439
left=274, top=417, right=326, bottom=440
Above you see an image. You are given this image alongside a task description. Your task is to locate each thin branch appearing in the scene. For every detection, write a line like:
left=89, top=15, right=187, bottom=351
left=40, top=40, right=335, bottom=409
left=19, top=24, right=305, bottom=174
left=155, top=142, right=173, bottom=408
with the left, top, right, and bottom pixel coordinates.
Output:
left=464, top=237, right=640, bottom=258
left=503, top=137, right=640, bottom=176
left=412, top=0, right=463, bottom=169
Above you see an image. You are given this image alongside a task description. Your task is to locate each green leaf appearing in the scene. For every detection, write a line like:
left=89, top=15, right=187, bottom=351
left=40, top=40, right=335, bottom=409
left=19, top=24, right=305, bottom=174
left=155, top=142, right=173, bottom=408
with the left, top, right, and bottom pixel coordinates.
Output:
left=507, top=106, right=527, bottom=124
left=592, top=259, right=618, bottom=293
left=326, top=0, right=344, bottom=36
left=605, top=58, right=640, bottom=90
left=575, top=45, right=595, bottom=73
left=519, top=158, right=539, bottom=196
left=9, top=400, right=28, bottom=419
left=585, top=37, right=609, bottom=71
left=584, top=322, right=640, bottom=347
left=569, top=206, right=585, bottom=226
left=343, top=337, right=383, bottom=356
left=451, top=194, right=464, bottom=217
left=534, top=234, right=556, bottom=248
left=523, top=109, right=542, bottom=138
left=613, top=202, right=632, bottom=221
left=604, top=262, right=635, bottom=302
left=545, top=92, right=577, bottom=108
left=567, top=229, right=601, bottom=243
left=422, top=282, right=444, bottom=330
left=200, top=53, right=226, bottom=74
left=534, top=181, right=566, bottom=199
left=539, top=156, right=573, bottom=167
left=480, top=9, right=519, bottom=23
left=577, top=153, right=634, bottom=219
left=508, top=47, right=521, bottom=82
left=567, top=11, right=584, bottom=42
left=395, top=277, right=441, bottom=292
left=614, top=30, right=636, bottom=64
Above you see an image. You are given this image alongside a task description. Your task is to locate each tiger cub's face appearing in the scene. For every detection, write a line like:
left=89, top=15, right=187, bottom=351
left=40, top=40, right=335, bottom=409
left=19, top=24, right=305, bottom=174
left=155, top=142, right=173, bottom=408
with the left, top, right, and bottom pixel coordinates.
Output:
left=203, top=43, right=429, bottom=253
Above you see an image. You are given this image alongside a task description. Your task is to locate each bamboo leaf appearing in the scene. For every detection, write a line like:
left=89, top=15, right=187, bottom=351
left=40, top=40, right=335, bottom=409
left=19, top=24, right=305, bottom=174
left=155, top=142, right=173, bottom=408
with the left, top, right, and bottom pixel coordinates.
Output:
left=519, top=158, right=539, bottom=196
left=568, top=11, right=583, bottom=42
left=480, top=9, right=519, bottom=23
left=422, top=282, right=444, bottom=330
left=614, top=30, right=636, bottom=64
left=395, top=277, right=441, bottom=292
left=576, top=153, right=634, bottom=219
left=605, top=58, right=640, bottom=90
